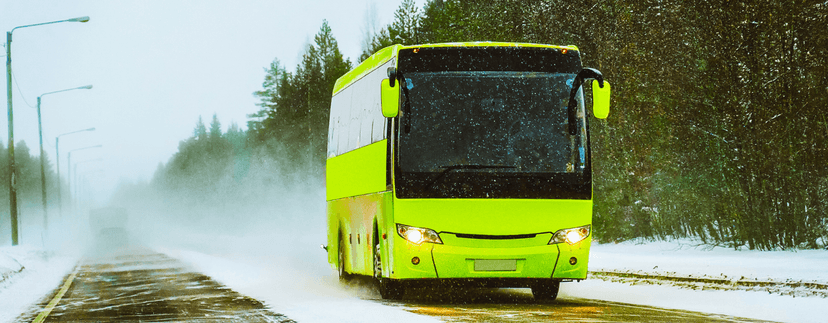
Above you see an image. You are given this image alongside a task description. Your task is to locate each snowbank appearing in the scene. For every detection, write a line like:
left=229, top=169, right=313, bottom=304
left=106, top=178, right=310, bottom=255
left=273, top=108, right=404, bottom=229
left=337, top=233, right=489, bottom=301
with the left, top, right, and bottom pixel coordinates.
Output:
left=0, top=246, right=79, bottom=323
left=590, top=239, right=828, bottom=284
left=0, top=251, right=24, bottom=284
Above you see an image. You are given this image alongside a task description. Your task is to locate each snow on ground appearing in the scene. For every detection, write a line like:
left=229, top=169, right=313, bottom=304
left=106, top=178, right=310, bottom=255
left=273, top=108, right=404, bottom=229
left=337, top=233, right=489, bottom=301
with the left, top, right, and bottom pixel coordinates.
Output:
left=561, top=279, right=828, bottom=323
left=590, top=239, right=828, bottom=284
left=0, top=208, right=89, bottom=323
left=565, top=240, right=828, bottom=323
left=0, top=246, right=79, bottom=323
left=157, top=244, right=439, bottom=323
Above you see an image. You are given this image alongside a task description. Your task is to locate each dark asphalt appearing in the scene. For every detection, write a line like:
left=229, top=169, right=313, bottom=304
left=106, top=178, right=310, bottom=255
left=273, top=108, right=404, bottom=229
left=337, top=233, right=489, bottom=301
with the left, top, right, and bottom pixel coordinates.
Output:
left=15, top=247, right=292, bottom=323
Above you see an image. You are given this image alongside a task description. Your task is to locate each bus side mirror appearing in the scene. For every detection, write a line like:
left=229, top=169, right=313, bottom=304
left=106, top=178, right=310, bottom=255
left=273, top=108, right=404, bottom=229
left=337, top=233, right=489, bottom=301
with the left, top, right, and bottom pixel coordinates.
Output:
left=387, top=67, right=397, bottom=87
left=381, top=78, right=399, bottom=118
left=592, top=79, right=610, bottom=119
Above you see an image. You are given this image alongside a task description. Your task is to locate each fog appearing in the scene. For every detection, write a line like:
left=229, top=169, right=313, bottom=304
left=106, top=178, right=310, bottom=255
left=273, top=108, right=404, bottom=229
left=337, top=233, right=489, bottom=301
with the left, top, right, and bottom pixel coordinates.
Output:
left=83, top=158, right=381, bottom=317
left=108, top=147, right=329, bottom=264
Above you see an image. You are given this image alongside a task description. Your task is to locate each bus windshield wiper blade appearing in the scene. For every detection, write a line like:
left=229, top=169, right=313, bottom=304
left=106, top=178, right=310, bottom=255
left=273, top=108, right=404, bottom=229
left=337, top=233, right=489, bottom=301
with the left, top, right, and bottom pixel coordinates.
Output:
left=440, top=165, right=517, bottom=171
left=397, top=70, right=413, bottom=133
left=425, top=164, right=517, bottom=189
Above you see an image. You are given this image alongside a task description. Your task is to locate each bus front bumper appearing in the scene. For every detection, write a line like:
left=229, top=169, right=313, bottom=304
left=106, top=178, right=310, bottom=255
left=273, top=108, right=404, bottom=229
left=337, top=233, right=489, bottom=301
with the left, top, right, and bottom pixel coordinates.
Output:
left=391, top=236, right=590, bottom=280
left=433, top=244, right=560, bottom=278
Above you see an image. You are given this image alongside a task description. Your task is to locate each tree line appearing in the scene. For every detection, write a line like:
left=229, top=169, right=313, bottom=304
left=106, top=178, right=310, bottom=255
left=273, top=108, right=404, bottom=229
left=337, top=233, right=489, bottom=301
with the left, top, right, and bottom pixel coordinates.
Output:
left=0, top=140, right=63, bottom=241
left=120, top=0, right=828, bottom=249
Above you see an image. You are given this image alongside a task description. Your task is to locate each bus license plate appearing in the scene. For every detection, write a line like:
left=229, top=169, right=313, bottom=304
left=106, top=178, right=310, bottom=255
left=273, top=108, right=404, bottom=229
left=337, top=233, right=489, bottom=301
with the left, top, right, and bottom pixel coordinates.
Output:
left=474, top=259, right=517, bottom=271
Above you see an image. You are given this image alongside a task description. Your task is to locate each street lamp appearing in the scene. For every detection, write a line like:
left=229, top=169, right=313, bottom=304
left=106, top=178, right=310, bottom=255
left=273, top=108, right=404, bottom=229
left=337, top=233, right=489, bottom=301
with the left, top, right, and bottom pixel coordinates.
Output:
left=37, top=85, right=92, bottom=230
left=67, top=144, right=101, bottom=213
left=6, top=16, right=90, bottom=245
left=56, top=128, right=95, bottom=217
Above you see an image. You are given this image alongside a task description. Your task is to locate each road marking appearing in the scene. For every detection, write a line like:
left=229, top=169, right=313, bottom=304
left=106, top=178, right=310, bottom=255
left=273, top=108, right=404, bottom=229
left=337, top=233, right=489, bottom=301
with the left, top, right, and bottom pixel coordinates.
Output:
left=32, top=266, right=80, bottom=323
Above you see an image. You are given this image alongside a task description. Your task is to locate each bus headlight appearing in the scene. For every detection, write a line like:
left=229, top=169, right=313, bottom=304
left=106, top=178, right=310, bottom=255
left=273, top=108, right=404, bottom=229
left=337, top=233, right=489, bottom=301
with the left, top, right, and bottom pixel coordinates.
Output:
left=549, top=225, right=590, bottom=245
left=396, top=224, right=443, bottom=245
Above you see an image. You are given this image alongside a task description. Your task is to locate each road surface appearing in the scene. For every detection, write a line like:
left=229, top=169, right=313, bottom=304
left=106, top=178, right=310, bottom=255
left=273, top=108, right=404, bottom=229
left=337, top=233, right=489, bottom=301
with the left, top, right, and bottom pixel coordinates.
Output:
left=15, top=246, right=291, bottom=322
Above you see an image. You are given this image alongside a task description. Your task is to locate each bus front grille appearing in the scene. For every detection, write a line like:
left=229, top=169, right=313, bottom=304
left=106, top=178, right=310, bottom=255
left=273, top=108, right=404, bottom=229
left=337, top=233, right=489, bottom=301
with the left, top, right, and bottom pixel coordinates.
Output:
left=454, top=233, right=538, bottom=240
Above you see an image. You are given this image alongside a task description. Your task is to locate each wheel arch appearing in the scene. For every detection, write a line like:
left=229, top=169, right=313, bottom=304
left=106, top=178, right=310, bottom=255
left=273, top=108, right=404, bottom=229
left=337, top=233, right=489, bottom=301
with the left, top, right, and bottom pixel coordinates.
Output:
left=373, top=216, right=393, bottom=278
left=337, top=221, right=349, bottom=274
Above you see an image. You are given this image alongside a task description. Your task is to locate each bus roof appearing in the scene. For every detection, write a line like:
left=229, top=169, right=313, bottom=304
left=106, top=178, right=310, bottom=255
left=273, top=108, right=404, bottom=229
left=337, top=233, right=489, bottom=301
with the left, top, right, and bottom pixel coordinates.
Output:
left=331, top=42, right=579, bottom=96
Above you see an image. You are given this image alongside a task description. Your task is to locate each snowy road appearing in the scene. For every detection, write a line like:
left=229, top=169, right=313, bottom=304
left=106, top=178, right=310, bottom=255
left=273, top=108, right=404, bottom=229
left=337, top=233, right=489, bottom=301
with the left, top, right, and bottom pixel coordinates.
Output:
left=13, top=248, right=292, bottom=322
left=10, top=247, right=773, bottom=322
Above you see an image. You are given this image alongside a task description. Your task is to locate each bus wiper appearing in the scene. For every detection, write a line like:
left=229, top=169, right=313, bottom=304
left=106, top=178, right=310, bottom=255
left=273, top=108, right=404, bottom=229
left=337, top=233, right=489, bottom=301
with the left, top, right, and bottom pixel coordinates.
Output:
left=566, top=68, right=605, bottom=135
left=425, top=164, right=517, bottom=189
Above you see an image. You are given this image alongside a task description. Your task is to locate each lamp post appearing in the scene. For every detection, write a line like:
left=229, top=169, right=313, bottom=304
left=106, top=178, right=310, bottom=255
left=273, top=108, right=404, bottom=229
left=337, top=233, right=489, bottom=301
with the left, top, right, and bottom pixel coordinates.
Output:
left=67, top=144, right=101, bottom=214
left=6, top=16, right=90, bottom=245
left=37, top=85, right=92, bottom=230
left=56, top=128, right=95, bottom=217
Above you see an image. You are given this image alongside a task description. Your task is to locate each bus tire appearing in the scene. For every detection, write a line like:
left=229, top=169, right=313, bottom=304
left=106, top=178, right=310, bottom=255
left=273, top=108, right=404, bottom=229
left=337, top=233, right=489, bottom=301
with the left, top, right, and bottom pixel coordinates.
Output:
left=338, top=235, right=349, bottom=282
left=374, top=242, right=404, bottom=300
left=531, top=280, right=560, bottom=302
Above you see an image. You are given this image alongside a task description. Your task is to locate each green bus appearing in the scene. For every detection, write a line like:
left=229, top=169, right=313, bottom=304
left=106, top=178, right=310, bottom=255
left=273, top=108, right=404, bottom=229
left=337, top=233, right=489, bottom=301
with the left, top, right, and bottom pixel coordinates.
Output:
left=325, top=42, right=610, bottom=301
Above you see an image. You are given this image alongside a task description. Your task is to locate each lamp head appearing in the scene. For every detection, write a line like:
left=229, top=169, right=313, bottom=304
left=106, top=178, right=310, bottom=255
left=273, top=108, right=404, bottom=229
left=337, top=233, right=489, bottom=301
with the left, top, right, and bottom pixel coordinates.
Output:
left=69, top=16, right=90, bottom=23
left=80, top=85, right=93, bottom=90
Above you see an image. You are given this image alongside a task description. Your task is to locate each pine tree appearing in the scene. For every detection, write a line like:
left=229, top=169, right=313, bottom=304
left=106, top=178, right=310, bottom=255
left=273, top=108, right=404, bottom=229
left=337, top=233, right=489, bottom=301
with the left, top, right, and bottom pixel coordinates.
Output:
left=360, top=0, right=424, bottom=61
left=194, top=116, right=207, bottom=141
left=389, top=0, right=421, bottom=44
left=209, top=113, right=223, bottom=139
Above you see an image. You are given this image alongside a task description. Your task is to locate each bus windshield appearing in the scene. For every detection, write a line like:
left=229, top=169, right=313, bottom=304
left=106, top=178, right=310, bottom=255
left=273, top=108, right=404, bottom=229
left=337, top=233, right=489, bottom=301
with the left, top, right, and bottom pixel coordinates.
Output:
left=398, top=71, right=584, bottom=175
left=393, top=46, right=591, bottom=200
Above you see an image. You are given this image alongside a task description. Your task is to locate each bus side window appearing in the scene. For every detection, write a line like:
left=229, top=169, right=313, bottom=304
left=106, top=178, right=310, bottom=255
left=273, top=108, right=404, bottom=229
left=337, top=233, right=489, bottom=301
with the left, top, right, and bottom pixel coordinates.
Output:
left=371, top=75, right=385, bottom=142
left=327, top=117, right=336, bottom=158
left=330, top=93, right=350, bottom=156
left=347, top=89, right=361, bottom=153
left=331, top=58, right=396, bottom=156
left=360, top=95, right=372, bottom=148
left=339, top=110, right=349, bottom=156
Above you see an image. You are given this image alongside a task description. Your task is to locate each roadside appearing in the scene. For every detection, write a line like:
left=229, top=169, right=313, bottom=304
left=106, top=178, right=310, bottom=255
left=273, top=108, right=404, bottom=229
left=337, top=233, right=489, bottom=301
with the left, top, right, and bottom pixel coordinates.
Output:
left=589, top=270, right=828, bottom=298
left=0, top=246, right=79, bottom=323
left=588, top=239, right=828, bottom=297
left=559, top=239, right=828, bottom=323
left=0, top=249, right=25, bottom=285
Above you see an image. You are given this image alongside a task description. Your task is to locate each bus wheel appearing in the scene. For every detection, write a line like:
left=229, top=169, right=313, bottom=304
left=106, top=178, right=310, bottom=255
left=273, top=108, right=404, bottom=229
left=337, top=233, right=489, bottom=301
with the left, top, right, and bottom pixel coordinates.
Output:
left=531, top=280, right=560, bottom=302
left=374, top=242, right=404, bottom=300
left=338, top=235, right=349, bottom=282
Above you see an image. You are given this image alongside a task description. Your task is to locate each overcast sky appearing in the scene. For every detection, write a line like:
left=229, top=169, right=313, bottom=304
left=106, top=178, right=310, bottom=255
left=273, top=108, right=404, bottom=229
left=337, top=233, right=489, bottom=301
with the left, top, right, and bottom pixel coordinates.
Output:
left=1, top=0, right=422, bottom=203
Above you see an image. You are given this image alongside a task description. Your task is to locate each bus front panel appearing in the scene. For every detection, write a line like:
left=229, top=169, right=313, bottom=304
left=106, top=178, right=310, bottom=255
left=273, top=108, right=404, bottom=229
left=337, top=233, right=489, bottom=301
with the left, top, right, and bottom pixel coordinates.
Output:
left=389, top=198, right=591, bottom=280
